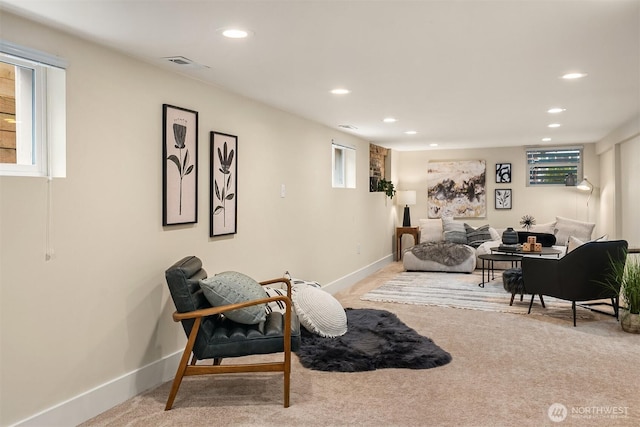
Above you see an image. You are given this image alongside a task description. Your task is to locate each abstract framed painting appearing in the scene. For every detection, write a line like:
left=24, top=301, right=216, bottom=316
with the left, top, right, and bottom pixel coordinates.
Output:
left=427, top=160, right=486, bottom=218
left=495, top=163, right=511, bottom=183
left=495, top=189, right=512, bottom=209
left=162, top=104, right=198, bottom=226
left=210, top=131, right=237, bottom=237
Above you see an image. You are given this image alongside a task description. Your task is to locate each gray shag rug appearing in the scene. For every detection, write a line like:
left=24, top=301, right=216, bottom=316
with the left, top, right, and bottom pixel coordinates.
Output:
left=295, top=308, right=452, bottom=372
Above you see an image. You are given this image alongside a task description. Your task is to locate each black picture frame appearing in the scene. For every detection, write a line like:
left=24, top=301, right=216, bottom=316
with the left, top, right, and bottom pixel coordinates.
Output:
left=496, top=163, right=511, bottom=183
left=163, top=104, right=198, bottom=226
left=210, top=131, right=238, bottom=237
left=495, top=189, right=512, bottom=209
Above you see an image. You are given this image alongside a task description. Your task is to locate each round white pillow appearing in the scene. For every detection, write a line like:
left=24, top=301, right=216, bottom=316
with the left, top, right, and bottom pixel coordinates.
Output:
left=292, top=286, right=347, bottom=338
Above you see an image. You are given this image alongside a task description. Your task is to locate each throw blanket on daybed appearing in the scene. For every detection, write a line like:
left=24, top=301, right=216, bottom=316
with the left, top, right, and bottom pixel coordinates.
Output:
left=411, top=241, right=473, bottom=266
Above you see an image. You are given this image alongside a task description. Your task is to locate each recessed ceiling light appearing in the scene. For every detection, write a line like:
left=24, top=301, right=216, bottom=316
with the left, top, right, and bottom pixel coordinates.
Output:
left=548, top=123, right=561, bottom=128
left=562, top=72, right=587, bottom=80
left=330, top=88, right=350, bottom=95
left=383, top=117, right=397, bottom=123
left=429, top=143, right=439, bottom=147
left=542, top=137, right=552, bottom=142
left=404, top=130, right=417, bottom=135
left=221, top=28, right=250, bottom=39
left=547, top=107, right=566, bottom=114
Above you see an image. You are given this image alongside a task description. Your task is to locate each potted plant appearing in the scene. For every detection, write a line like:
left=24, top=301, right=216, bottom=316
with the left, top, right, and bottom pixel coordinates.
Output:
left=605, top=255, right=640, bottom=333
left=377, top=178, right=396, bottom=199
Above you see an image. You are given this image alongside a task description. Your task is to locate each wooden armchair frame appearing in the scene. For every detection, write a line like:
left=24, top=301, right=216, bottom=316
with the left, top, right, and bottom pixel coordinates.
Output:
left=165, top=277, right=295, bottom=410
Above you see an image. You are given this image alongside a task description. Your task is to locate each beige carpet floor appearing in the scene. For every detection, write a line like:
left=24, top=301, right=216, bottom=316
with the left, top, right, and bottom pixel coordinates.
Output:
left=82, top=262, right=640, bottom=427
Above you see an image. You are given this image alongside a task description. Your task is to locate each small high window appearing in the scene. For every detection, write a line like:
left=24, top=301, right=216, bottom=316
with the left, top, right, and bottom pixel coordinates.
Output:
left=0, top=41, right=66, bottom=177
left=526, top=146, right=582, bottom=186
left=332, top=142, right=356, bottom=188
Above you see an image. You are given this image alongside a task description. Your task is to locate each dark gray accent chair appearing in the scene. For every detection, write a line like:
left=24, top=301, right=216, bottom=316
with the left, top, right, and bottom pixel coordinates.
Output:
left=164, top=256, right=300, bottom=410
left=522, top=240, right=628, bottom=326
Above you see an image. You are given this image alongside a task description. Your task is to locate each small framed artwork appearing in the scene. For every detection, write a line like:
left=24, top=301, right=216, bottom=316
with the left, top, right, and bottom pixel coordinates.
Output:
left=210, top=131, right=238, bottom=237
left=496, top=163, right=511, bottom=183
left=163, top=104, right=198, bottom=226
left=495, top=189, right=512, bottom=209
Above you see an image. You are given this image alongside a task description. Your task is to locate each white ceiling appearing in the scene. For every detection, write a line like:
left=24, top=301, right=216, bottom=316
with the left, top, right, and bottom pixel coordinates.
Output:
left=2, top=0, right=639, bottom=151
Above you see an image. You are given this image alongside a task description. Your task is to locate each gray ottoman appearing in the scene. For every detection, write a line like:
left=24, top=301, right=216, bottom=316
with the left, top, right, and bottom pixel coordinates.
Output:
left=502, top=268, right=545, bottom=307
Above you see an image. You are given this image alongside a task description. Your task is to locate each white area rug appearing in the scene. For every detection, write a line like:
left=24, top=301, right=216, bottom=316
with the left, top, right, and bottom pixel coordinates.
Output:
left=361, top=271, right=594, bottom=318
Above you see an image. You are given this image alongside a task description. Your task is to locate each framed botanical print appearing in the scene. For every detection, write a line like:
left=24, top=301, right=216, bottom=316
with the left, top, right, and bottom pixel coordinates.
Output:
left=210, top=131, right=238, bottom=237
left=163, top=104, right=198, bottom=225
left=495, top=189, right=512, bottom=209
left=496, top=163, right=511, bottom=183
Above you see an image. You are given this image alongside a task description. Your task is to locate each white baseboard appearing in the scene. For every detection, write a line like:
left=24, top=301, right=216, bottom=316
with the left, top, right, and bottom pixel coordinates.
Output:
left=11, top=255, right=392, bottom=426
left=11, top=351, right=182, bottom=427
left=323, top=253, right=393, bottom=295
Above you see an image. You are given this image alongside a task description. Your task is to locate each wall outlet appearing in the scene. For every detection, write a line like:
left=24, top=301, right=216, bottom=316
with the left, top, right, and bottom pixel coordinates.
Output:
left=280, top=184, right=286, bottom=198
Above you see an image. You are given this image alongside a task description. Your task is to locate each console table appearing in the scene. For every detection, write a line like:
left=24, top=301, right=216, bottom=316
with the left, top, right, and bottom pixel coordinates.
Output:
left=396, top=226, right=420, bottom=261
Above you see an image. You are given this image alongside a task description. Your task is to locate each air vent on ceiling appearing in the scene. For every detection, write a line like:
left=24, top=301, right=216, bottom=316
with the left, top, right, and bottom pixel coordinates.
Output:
left=338, top=124, right=358, bottom=130
left=163, top=56, right=209, bottom=69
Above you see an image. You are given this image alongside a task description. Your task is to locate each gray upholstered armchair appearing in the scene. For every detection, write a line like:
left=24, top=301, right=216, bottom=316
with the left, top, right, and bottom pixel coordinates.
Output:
left=522, top=240, right=628, bottom=326
left=164, top=256, right=301, bottom=410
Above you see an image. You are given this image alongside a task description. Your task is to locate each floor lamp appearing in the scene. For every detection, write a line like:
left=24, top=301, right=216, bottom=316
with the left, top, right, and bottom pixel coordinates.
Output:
left=397, top=190, right=416, bottom=227
left=577, top=177, right=593, bottom=221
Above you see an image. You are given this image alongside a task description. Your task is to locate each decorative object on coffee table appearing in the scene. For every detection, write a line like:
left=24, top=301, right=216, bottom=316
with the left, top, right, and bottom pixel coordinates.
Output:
left=502, top=227, right=519, bottom=244
left=520, top=214, right=536, bottom=231
left=517, top=232, right=556, bottom=247
left=522, top=236, right=542, bottom=252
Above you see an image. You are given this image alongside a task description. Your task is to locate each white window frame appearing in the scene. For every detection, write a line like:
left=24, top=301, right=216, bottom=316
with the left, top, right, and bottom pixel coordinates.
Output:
left=526, top=146, right=583, bottom=186
left=332, top=142, right=356, bottom=188
left=0, top=41, right=66, bottom=177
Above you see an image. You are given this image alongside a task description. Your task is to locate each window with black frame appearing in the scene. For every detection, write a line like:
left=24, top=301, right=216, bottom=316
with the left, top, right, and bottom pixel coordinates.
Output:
left=526, top=146, right=582, bottom=186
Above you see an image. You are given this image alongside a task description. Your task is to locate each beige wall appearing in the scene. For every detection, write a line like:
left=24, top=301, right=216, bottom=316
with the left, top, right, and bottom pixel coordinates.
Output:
left=597, top=115, right=640, bottom=247
left=596, top=116, right=640, bottom=248
left=599, top=147, right=617, bottom=239
left=395, top=144, right=602, bottom=236
left=0, top=13, right=395, bottom=425
left=1, top=10, right=638, bottom=427
left=619, top=135, right=640, bottom=247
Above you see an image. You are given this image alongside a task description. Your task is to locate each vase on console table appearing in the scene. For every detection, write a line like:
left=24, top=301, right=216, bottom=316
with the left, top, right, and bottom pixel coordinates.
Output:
left=502, top=227, right=519, bottom=245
